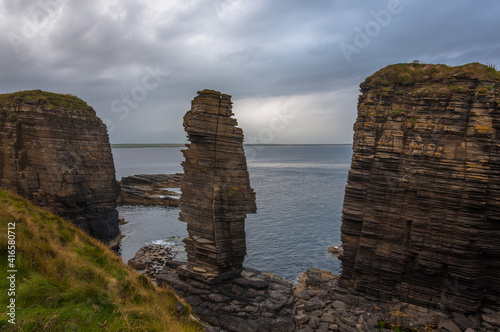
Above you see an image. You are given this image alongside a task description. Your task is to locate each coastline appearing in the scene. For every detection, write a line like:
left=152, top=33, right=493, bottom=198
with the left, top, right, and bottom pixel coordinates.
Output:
left=111, top=143, right=353, bottom=148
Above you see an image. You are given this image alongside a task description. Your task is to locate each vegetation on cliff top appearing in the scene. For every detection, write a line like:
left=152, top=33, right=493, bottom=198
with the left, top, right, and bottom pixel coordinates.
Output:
left=0, top=90, right=98, bottom=116
left=362, top=62, right=500, bottom=90
left=0, top=188, right=202, bottom=331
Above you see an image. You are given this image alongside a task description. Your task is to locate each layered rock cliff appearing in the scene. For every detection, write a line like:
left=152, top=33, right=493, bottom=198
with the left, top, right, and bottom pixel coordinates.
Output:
left=178, top=89, right=257, bottom=282
left=340, top=63, right=500, bottom=313
left=0, top=90, right=120, bottom=245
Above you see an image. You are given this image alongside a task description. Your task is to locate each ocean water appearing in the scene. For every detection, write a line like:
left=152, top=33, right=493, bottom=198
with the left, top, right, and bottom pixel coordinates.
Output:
left=112, top=145, right=352, bottom=281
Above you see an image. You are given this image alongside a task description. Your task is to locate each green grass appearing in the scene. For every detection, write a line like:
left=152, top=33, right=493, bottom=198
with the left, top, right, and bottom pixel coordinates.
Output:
left=0, top=188, right=202, bottom=331
left=392, top=108, right=404, bottom=116
left=362, top=62, right=500, bottom=90
left=0, top=90, right=97, bottom=117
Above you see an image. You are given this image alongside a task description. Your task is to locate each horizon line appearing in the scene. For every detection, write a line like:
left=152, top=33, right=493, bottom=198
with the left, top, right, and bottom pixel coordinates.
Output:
left=111, top=143, right=353, bottom=148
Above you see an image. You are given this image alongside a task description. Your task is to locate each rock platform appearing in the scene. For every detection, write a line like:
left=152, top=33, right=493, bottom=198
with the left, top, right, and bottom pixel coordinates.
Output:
left=157, top=265, right=295, bottom=332
left=128, top=241, right=500, bottom=331
left=118, top=174, right=182, bottom=206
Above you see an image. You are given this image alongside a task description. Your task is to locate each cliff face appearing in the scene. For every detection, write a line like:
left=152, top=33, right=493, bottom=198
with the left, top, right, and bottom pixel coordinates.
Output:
left=178, top=89, right=256, bottom=282
left=340, top=63, right=500, bottom=312
left=0, top=90, right=120, bottom=245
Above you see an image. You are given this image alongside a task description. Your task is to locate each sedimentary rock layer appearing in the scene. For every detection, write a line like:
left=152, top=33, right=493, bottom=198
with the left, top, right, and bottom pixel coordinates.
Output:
left=118, top=174, right=181, bottom=206
left=0, top=90, right=120, bottom=245
left=179, top=89, right=256, bottom=281
left=340, top=63, right=500, bottom=313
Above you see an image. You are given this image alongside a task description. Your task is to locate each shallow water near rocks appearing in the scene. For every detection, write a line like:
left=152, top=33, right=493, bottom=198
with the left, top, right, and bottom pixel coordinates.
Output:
left=113, top=145, right=351, bottom=281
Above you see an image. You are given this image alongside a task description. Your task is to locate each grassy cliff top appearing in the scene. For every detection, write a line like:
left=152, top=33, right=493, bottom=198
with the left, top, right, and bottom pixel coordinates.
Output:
left=0, top=90, right=96, bottom=114
left=0, top=188, right=202, bottom=331
left=362, top=62, right=500, bottom=90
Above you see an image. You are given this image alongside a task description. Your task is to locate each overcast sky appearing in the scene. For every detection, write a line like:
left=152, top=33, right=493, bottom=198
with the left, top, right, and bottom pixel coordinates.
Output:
left=1, top=0, right=499, bottom=144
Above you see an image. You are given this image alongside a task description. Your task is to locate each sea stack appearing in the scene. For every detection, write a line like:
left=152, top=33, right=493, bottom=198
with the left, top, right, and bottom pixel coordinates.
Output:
left=178, top=89, right=257, bottom=283
left=339, top=63, right=500, bottom=313
left=0, top=90, right=120, bottom=246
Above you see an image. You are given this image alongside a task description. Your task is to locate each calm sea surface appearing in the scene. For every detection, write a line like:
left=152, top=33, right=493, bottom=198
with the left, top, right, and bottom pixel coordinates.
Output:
left=112, top=145, right=352, bottom=281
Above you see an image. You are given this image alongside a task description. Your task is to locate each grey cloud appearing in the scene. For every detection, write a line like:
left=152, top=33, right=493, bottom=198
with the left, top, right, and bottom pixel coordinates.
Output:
left=0, top=0, right=499, bottom=143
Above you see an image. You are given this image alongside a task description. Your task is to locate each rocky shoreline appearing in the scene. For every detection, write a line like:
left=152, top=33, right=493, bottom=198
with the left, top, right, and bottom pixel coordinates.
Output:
left=127, top=243, right=500, bottom=331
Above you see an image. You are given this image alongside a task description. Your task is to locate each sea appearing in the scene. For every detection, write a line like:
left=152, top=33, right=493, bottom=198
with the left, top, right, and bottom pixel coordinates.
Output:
left=112, top=145, right=352, bottom=282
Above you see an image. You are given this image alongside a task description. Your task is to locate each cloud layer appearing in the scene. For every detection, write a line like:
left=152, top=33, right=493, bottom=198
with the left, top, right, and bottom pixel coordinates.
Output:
left=1, top=0, right=499, bottom=143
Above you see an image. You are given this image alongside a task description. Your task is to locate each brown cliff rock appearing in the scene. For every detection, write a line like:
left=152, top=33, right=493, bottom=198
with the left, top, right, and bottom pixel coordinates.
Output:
left=340, top=63, right=500, bottom=313
left=0, top=90, right=120, bottom=246
left=178, top=89, right=257, bottom=282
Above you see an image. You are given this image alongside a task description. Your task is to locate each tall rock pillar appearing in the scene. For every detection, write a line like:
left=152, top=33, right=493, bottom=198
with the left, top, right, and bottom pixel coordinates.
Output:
left=178, top=89, right=256, bottom=283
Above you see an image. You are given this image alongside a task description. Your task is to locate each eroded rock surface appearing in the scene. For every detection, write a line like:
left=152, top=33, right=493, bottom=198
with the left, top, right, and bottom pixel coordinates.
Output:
left=0, top=90, right=120, bottom=245
left=340, top=63, right=500, bottom=313
left=178, top=89, right=257, bottom=282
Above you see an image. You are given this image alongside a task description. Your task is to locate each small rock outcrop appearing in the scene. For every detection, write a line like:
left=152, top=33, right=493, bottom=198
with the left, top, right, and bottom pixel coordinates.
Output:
left=0, top=90, right=120, bottom=246
left=178, top=89, right=257, bottom=282
left=340, top=63, right=500, bottom=313
left=118, top=174, right=182, bottom=206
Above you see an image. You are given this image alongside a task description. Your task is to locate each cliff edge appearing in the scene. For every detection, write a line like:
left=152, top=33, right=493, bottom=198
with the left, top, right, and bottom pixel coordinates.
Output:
left=340, top=63, right=500, bottom=313
left=0, top=90, right=120, bottom=246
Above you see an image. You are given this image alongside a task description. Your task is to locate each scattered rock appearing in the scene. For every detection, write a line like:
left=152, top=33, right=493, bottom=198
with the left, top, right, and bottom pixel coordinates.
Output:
left=127, top=244, right=174, bottom=281
left=295, top=314, right=309, bottom=325
left=452, top=312, right=480, bottom=330
left=332, top=300, right=347, bottom=311
left=291, top=268, right=500, bottom=332
left=482, top=312, right=500, bottom=327
left=293, top=285, right=311, bottom=300
left=193, top=267, right=207, bottom=273
left=327, top=245, right=343, bottom=255
left=320, top=313, right=335, bottom=323
left=440, top=319, right=462, bottom=332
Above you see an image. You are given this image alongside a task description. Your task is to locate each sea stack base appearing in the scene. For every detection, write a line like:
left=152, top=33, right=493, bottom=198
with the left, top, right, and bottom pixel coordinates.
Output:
left=157, top=265, right=294, bottom=332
